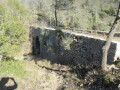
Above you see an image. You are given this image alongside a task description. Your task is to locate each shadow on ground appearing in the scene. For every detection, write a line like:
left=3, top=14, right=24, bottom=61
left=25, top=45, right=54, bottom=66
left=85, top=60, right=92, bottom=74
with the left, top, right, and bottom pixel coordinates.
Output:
left=24, top=54, right=120, bottom=90
left=0, top=77, right=18, bottom=90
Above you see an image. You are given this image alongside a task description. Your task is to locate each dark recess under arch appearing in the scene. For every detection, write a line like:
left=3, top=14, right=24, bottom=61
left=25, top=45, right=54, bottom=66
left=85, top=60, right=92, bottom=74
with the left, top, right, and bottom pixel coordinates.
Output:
left=35, top=36, right=40, bottom=55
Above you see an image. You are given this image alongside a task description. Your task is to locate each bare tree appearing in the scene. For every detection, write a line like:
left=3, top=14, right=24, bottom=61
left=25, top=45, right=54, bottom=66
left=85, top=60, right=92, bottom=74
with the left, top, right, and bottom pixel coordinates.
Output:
left=102, top=3, right=120, bottom=71
left=54, top=0, right=74, bottom=27
left=55, top=0, right=58, bottom=27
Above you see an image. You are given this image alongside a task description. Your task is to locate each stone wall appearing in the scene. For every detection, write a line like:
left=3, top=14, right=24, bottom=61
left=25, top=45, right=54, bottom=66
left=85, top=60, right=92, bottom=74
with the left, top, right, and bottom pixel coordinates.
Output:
left=30, top=26, right=120, bottom=65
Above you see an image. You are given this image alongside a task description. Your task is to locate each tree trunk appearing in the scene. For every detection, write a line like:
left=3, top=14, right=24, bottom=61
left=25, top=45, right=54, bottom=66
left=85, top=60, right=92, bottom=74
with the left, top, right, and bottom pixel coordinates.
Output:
left=55, top=0, right=58, bottom=27
left=102, top=3, right=120, bottom=71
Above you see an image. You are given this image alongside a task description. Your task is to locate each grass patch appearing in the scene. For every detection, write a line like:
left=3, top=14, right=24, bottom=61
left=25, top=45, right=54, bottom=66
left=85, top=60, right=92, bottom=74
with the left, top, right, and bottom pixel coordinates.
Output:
left=0, top=60, right=27, bottom=77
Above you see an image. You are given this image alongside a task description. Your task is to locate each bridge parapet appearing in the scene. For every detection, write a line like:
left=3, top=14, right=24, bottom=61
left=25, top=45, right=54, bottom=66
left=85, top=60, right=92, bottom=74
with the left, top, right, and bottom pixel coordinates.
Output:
left=58, top=27, right=120, bottom=37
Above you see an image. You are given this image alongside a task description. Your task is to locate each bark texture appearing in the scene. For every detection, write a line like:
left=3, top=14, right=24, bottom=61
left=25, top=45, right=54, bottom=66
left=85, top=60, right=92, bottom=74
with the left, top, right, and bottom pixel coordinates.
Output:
left=55, top=0, right=58, bottom=27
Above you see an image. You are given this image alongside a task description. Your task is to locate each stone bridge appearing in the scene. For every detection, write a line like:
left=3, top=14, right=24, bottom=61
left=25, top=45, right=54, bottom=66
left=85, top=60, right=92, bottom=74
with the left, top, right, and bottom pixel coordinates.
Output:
left=29, top=26, right=120, bottom=65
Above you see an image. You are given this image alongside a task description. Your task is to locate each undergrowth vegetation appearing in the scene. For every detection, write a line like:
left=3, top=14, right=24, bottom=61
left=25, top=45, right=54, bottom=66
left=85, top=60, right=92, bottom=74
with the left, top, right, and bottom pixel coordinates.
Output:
left=0, top=0, right=31, bottom=58
left=0, top=59, right=26, bottom=77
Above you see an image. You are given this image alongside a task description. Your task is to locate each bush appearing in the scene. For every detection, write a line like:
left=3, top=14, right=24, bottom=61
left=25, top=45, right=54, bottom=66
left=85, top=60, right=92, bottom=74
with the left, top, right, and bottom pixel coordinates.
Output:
left=0, top=22, right=27, bottom=57
left=0, top=0, right=29, bottom=57
left=103, top=6, right=115, bottom=16
left=104, top=73, right=116, bottom=82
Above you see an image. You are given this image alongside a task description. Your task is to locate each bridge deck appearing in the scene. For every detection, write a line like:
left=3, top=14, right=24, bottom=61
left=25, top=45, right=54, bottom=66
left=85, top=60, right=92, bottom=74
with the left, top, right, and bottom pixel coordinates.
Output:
left=45, top=27, right=120, bottom=42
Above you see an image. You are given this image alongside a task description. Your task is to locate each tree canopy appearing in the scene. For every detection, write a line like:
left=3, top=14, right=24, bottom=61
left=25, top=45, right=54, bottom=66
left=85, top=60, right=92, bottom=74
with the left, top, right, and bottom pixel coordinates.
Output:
left=28, top=0, right=120, bottom=31
left=0, top=0, right=30, bottom=57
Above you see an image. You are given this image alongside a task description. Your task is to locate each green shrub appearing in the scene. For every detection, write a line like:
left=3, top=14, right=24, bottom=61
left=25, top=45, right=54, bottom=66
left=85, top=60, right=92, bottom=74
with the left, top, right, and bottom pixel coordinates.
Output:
left=104, top=73, right=116, bottom=82
left=0, top=22, right=27, bottom=56
left=0, top=0, right=29, bottom=57
left=55, top=27, right=64, bottom=40
left=103, top=6, right=115, bottom=16
left=99, top=11, right=108, bottom=18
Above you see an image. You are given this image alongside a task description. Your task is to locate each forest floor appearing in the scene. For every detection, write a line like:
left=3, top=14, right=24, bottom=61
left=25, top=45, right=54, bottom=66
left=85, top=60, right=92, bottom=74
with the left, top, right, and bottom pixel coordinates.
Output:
left=0, top=55, right=120, bottom=90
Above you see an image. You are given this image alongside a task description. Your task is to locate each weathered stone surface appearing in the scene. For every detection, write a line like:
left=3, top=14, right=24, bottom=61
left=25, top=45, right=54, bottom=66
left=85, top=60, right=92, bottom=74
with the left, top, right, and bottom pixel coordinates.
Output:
left=30, top=27, right=120, bottom=65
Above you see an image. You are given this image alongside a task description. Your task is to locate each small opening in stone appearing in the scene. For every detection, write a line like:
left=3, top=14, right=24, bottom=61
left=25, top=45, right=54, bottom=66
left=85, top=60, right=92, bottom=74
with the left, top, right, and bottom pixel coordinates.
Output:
left=35, top=36, right=40, bottom=54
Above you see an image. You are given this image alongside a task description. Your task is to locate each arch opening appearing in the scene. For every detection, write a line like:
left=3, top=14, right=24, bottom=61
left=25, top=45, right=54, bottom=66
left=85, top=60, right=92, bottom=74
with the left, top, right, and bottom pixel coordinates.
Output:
left=35, top=36, right=40, bottom=55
